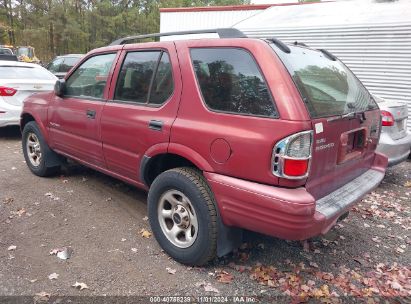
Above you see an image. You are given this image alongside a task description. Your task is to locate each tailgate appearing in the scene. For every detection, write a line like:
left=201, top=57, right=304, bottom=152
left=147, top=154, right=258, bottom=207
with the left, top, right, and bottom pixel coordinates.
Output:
left=306, top=109, right=381, bottom=199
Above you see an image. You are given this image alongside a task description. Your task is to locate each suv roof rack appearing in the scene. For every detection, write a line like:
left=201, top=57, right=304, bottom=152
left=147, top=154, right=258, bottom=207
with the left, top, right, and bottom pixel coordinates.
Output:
left=267, top=38, right=291, bottom=54
left=109, top=28, right=247, bottom=46
left=319, top=49, right=337, bottom=61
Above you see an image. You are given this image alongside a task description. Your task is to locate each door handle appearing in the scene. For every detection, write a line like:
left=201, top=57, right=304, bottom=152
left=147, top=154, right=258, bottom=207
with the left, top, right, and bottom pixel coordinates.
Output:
left=149, top=120, right=163, bottom=131
left=86, top=109, right=96, bottom=119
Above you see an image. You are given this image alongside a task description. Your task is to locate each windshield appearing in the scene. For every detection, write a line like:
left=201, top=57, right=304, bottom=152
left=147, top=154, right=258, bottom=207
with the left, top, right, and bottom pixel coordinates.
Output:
left=0, top=66, right=56, bottom=80
left=17, top=47, right=32, bottom=57
left=272, top=45, right=378, bottom=118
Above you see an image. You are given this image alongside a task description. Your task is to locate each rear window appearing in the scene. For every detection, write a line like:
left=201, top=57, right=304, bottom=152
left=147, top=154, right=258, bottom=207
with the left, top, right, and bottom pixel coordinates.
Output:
left=0, top=66, right=56, bottom=80
left=190, top=48, right=278, bottom=118
left=272, top=45, right=378, bottom=118
left=0, top=48, right=12, bottom=55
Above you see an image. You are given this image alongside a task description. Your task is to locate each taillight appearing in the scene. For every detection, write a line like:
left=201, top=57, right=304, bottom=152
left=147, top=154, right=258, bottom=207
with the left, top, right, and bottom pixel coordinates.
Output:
left=272, top=130, right=313, bottom=179
left=381, top=110, right=394, bottom=126
left=0, top=86, right=17, bottom=96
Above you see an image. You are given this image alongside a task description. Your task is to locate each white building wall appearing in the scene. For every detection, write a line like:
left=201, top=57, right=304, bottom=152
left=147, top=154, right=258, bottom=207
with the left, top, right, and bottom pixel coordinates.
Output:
left=237, top=0, right=411, bottom=131
left=160, top=10, right=263, bottom=33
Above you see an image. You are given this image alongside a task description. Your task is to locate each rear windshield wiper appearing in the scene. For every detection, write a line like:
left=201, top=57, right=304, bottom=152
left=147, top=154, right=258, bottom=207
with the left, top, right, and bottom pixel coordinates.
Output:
left=341, top=110, right=367, bottom=122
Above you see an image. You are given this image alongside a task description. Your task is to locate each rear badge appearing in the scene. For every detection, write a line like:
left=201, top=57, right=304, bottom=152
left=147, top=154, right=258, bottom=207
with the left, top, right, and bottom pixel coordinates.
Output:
left=315, top=122, right=324, bottom=134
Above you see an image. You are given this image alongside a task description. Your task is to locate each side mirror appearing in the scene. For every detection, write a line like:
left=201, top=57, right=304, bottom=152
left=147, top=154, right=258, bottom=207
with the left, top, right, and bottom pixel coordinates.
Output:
left=54, top=79, right=66, bottom=97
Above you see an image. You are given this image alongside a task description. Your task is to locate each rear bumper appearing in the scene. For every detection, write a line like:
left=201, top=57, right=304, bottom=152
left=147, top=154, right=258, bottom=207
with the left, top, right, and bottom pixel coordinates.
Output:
left=0, top=102, right=21, bottom=127
left=376, top=132, right=411, bottom=166
left=205, top=153, right=387, bottom=240
left=0, top=113, right=21, bottom=127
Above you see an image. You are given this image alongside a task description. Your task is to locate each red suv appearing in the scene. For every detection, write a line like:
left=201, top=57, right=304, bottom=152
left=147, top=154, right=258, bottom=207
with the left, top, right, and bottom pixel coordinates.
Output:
left=21, top=29, right=387, bottom=265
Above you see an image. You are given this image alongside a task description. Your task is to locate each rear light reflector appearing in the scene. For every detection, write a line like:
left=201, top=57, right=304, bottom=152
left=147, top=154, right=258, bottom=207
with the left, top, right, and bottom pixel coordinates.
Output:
left=283, top=159, right=309, bottom=177
left=272, top=130, right=313, bottom=179
left=381, top=110, right=394, bottom=126
left=0, top=86, right=17, bottom=96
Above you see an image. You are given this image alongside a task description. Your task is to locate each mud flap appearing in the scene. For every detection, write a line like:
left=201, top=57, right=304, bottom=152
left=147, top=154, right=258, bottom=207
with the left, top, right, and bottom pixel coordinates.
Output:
left=217, top=217, right=243, bottom=257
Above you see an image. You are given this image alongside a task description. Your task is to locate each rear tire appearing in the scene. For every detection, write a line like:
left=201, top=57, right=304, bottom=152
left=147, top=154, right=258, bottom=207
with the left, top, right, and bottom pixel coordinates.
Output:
left=148, top=167, right=218, bottom=266
left=22, top=121, right=61, bottom=177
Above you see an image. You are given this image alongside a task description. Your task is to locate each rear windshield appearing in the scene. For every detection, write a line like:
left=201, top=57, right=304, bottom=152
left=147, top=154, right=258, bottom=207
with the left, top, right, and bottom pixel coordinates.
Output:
left=0, top=48, right=13, bottom=55
left=0, top=66, right=56, bottom=80
left=272, top=45, right=378, bottom=118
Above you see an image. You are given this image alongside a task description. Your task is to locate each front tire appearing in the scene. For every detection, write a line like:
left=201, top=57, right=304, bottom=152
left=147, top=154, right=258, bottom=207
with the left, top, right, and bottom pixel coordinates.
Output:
left=148, top=167, right=218, bottom=266
left=22, top=121, right=61, bottom=177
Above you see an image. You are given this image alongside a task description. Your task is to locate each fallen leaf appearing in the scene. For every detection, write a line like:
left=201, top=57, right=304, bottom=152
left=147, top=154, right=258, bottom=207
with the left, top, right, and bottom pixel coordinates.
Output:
left=404, top=181, right=411, bottom=187
left=142, top=216, right=148, bottom=221
left=29, top=279, right=38, bottom=283
left=121, top=238, right=126, bottom=242
left=301, top=284, right=310, bottom=292
left=395, top=247, right=404, bottom=254
left=7, top=245, right=16, bottom=251
left=72, top=282, right=89, bottom=290
left=204, top=283, right=219, bottom=293
left=48, top=273, right=59, bottom=280
left=2, top=197, right=13, bottom=204
left=131, top=248, right=137, bottom=253
left=372, top=236, right=381, bottom=243
left=139, top=229, right=152, bottom=238
left=391, top=281, right=402, bottom=290
left=16, top=208, right=26, bottom=216
left=35, top=291, right=50, bottom=301
left=50, top=247, right=73, bottom=260
left=166, top=267, right=176, bottom=275
left=216, top=271, right=233, bottom=284
left=309, top=262, right=319, bottom=268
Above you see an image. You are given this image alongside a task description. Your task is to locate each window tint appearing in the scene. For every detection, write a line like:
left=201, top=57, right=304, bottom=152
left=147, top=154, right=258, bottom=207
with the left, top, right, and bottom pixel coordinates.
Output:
left=60, top=57, right=80, bottom=73
left=149, top=52, right=173, bottom=105
left=191, top=48, right=277, bottom=118
left=114, top=51, right=160, bottom=103
left=272, top=45, right=377, bottom=118
left=65, top=53, right=116, bottom=99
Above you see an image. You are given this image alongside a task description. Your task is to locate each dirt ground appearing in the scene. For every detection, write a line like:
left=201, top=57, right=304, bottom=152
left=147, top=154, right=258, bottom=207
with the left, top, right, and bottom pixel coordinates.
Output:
left=0, top=126, right=410, bottom=303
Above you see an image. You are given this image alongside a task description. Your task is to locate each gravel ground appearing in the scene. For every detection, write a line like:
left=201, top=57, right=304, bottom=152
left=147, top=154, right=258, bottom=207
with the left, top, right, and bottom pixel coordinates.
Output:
left=0, top=126, right=410, bottom=303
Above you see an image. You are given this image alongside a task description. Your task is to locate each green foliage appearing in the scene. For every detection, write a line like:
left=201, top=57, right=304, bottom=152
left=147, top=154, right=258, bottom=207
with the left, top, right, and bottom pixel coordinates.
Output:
left=0, top=0, right=250, bottom=61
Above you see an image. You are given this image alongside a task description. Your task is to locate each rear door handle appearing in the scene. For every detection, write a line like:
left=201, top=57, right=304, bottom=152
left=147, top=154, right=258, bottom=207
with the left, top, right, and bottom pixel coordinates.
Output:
left=149, top=120, right=163, bottom=131
left=86, top=109, right=96, bottom=119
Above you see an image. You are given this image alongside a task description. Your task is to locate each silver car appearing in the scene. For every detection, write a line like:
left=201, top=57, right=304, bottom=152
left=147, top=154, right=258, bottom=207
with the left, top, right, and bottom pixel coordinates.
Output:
left=374, top=95, right=411, bottom=166
left=0, top=61, right=57, bottom=127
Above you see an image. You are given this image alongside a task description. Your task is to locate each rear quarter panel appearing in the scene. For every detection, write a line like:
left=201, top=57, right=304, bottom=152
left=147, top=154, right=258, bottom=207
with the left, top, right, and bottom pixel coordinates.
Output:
left=172, top=39, right=311, bottom=186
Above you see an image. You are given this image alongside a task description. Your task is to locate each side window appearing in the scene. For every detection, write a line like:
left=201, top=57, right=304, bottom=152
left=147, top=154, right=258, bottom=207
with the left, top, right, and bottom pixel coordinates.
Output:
left=114, top=50, right=174, bottom=106
left=190, top=48, right=277, bottom=118
left=114, top=51, right=160, bottom=103
left=65, top=53, right=116, bottom=99
left=149, top=52, right=173, bottom=105
left=47, top=58, right=64, bottom=73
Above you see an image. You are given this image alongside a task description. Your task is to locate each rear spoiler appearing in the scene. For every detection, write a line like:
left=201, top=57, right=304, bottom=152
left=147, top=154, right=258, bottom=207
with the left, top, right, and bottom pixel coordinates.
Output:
left=0, top=54, right=18, bottom=62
